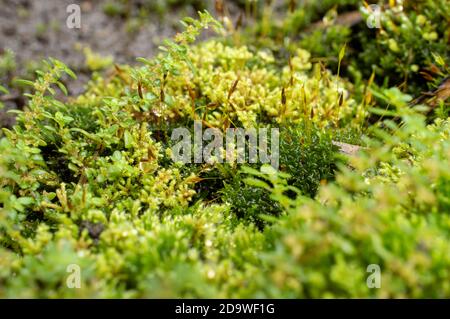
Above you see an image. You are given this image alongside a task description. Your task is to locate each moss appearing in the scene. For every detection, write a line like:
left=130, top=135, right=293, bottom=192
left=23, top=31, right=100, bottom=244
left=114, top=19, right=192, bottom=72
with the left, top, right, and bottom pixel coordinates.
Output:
left=0, top=7, right=450, bottom=298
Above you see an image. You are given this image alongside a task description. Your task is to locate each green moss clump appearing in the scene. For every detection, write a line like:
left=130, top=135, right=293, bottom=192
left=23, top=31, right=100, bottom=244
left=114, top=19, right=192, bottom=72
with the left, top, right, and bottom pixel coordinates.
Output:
left=1, top=8, right=450, bottom=298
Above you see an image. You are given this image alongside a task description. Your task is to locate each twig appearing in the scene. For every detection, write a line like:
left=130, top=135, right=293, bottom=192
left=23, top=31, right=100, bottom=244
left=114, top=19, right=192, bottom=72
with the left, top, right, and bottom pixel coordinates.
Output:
left=332, top=140, right=365, bottom=156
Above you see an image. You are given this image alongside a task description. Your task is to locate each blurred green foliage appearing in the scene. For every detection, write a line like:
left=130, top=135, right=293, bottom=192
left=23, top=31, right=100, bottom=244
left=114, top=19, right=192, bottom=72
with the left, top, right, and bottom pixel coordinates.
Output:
left=240, top=0, right=449, bottom=96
